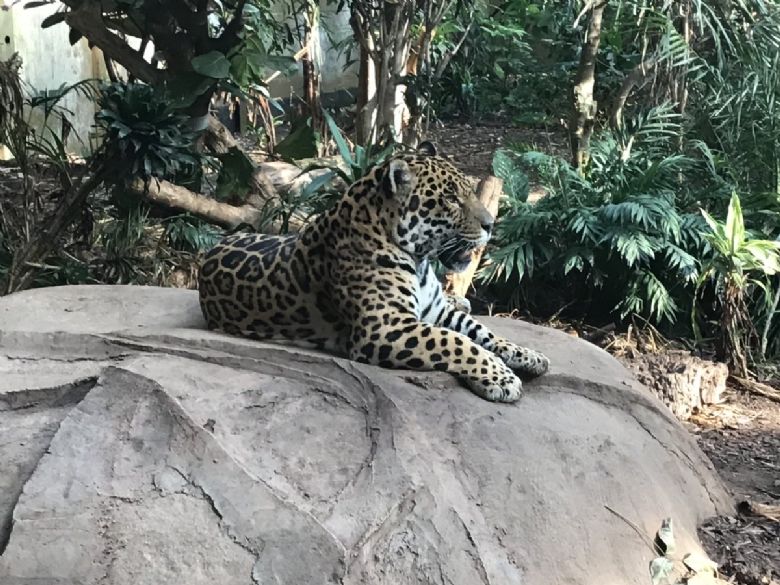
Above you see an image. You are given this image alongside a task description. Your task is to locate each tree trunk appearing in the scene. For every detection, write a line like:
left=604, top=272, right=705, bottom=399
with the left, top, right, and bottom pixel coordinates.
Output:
left=301, top=0, right=324, bottom=152
left=718, top=282, right=751, bottom=378
left=351, top=11, right=377, bottom=146
left=443, top=176, right=503, bottom=298
left=350, top=2, right=414, bottom=146
left=570, top=0, right=607, bottom=170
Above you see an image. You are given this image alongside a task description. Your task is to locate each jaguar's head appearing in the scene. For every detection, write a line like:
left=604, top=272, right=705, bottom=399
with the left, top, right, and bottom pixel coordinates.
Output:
left=372, top=144, right=495, bottom=272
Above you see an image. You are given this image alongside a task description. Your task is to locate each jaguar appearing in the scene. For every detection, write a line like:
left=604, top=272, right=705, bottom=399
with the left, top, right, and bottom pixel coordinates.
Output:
left=199, top=145, right=549, bottom=402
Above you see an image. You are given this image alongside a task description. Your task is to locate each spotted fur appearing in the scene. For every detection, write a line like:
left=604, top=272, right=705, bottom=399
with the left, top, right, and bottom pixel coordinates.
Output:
left=199, top=150, right=549, bottom=402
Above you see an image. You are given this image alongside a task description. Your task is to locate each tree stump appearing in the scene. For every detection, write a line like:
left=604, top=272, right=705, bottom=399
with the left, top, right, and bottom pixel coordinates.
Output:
left=622, top=351, right=728, bottom=420
left=443, top=175, right=503, bottom=299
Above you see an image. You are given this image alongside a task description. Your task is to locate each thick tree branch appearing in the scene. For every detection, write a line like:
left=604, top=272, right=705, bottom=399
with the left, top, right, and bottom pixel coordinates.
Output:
left=609, top=57, right=657, bottom=129
left=129, top=178, right=265, bottom=230
left=64, top=5, right=164, bottom=85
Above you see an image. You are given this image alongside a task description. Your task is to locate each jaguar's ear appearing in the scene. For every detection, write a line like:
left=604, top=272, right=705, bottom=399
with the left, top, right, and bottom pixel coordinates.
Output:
left=417, top=141, right=437, bottom=156
left=383, top=159, right=413, bottom=198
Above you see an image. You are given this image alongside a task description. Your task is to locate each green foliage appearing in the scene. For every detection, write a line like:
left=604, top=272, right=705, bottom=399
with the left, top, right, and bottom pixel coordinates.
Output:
left=214, top=147, right=256, bottom=201
left=700, top=194, right=780, bottom=288
left=229, top=3, right=297, bottom=91
left=257, top=110, right=398, bottom=232
left=92, top=206, right=212, bottom=286
left=274, top=118, right=320, bottom=160
left=94, top=83, right=201, bottom=184
left=192, top=51, right=233, bottom=79
left=96, top=206, right=150, bottom=284
left=429, top=0, right=578, bottom=120
left=694, top=192, right=780, bottom=373
left=320, top=109, right=398, bottom=182
left=482, top=105, right=723, bottom=327
left=163, top=214, right=223, bottom=253
left=492, top=149, right=529, bottom=203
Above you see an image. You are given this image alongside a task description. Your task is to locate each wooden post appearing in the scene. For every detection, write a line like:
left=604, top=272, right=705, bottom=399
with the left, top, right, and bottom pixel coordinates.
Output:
left=443, top=175, right=503, bottom=298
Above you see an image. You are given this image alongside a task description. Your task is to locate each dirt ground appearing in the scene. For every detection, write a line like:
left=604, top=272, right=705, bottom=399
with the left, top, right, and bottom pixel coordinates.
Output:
left=692, top=392, right=780, bottom=585
left=427, top=120, right=779, bottom=585
left=426, top=120, right=569, bottom=178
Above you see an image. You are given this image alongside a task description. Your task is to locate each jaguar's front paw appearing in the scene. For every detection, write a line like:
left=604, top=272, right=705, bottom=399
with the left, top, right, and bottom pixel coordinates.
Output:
left=467, top=365, right=523, bottom=403
left=495, top=341, right=550, bottom=377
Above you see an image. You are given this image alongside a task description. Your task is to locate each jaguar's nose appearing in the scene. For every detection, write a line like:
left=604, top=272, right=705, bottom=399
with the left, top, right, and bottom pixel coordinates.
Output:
left=481, top=219, right=494, bottom=233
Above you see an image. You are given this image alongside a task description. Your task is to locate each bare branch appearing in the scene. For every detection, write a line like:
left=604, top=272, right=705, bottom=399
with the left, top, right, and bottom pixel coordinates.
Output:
left=609, top=57, right=658, bottom=129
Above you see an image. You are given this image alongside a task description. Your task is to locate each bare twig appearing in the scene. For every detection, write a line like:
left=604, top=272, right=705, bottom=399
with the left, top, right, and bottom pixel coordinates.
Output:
left=604, top=505, right=658, bottom=554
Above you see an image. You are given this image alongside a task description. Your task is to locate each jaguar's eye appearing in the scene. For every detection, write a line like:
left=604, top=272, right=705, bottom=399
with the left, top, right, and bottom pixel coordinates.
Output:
left=445, top=193, right=460, bottom=205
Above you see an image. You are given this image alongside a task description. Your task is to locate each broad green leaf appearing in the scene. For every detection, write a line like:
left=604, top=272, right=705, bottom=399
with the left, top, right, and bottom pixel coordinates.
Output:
left=69, top=28, right=83, bottom=45
left=274, top=120, right=318, bottom=161
left=230, top=53, right=251, bottom=85
left=164, top=73, right=215, bottom=108
left=41, top=11, right=66, bottom=28
left=725, top=192, right=745, bottom=256
left=699, top=208, right=719, bottom=234
left=191, top=51, right=232, bottom=79
left=322, top=109, right=353, bottom=167
left=300, top=170, right=337, bottom=199
left=265, top=55, right=299, bottom=76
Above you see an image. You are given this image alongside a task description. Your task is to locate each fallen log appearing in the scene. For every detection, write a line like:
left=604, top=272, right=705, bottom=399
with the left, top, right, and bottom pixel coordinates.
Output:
left=128, top=178, right=264, bottom=230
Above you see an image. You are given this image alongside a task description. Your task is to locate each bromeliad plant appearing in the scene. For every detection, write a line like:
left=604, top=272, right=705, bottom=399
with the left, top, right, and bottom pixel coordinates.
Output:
left=94, top=83, right=201, bottom=185
left=695, top=192, right=780, bottom=376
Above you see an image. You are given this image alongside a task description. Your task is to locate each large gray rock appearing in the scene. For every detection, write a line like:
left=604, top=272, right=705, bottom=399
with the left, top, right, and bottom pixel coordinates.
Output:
left=0, top=285, right=731, bottom=585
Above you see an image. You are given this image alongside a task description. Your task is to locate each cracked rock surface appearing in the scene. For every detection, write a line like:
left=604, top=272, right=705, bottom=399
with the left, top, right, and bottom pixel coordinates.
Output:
left=0, top=285, right=731, bottom=585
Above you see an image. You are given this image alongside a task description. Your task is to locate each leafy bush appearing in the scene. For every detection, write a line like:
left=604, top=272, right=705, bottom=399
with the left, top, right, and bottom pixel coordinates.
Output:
left=258, top=110, right=398, bottom=232
left=481, top=105, right=727, bottom=327
left=163, top=214, right=223, bottom=253
left=429, top=0, right=579, bottom=121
